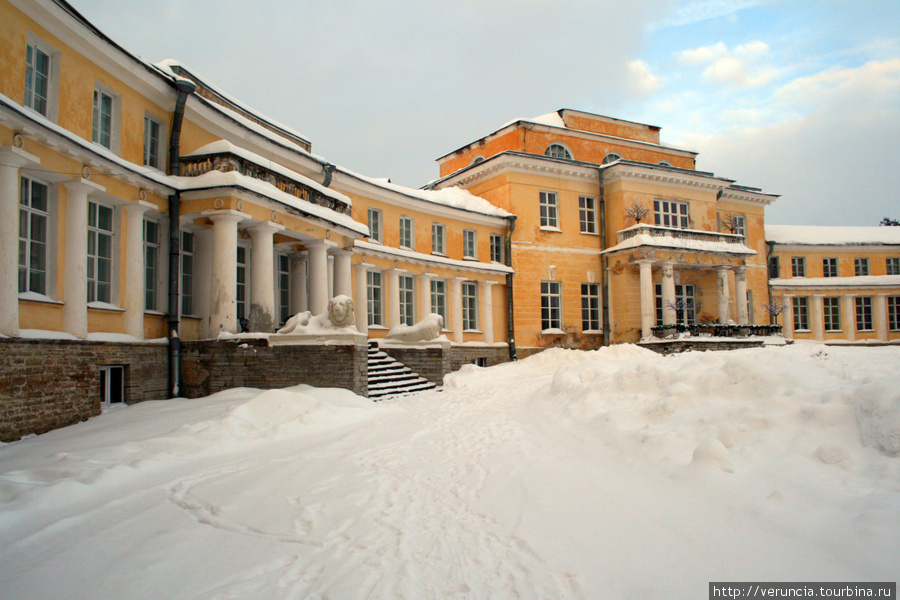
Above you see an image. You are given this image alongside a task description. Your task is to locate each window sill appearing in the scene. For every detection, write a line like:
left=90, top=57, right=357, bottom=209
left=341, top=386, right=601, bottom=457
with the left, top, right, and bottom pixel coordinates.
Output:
left=794, top=329, right=811, bottom=333
left=400, top=246, right=415, bottom=252
left=462, top=256, right=479, bottom=261
left=19, top=292, right=62, bottom=305
left=144, top=310, right=166, bottom=316
left=542, top=328, right=565, bottom=335
left=540, top=226, right=562, bottom=233
left=463, top=329, right=482, bottom=334
left=580, top=231, right=599, bottom=236
left=582, top=329, right=603, bottom=334
left=88, top=301, right=124, bottom=312
left=368, top=325, right=388, bottom=330
left=431, top=252, right=448, bottom=258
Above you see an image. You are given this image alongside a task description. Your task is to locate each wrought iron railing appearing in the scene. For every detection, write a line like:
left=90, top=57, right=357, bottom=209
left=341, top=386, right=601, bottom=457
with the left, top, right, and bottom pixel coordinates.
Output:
left=650, top=323, right=782, bottom=338
left=180, top=152, right=351, bottom=216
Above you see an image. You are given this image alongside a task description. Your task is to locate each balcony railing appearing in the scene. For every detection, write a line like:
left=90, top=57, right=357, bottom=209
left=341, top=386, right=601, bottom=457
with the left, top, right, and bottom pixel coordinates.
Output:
left=617, top=224, right=748, bottom=247
left=181, top=152, right=351, bottom=216
left=650, top=323, right=782, bottom=338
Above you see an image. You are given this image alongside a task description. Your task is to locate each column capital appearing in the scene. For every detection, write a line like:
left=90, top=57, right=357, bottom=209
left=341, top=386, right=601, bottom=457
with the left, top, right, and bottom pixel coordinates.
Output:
left=63, top=177, right=105, bottom=195
left=248, top=220, right=285, bottom=235
left=0, top=145, right=40, bottom=168
left=204, top=209, right=248, bottom=224
left=635, top=258, right=655, bottom=267
left=479, top=280, right=497, bottom=288
left=124, top=200, right=156, bottom=216
left=305, top=238, right=338, bottom=250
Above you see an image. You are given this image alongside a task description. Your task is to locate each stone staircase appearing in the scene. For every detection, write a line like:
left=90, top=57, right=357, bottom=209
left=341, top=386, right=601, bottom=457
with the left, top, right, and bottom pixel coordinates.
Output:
left=367, top=341, right=437, bottom=400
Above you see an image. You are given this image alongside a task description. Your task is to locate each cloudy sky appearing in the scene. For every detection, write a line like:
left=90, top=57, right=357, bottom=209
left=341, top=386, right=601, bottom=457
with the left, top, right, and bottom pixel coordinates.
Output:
left=73, top=0, right=899, bottom=226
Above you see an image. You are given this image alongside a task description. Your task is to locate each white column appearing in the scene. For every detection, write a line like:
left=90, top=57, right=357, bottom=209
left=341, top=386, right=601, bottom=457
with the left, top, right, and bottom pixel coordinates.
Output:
left=783, top=294, right=794, bottom=340
left=208, top=211, right=243, bottom=335
left=480, top=280, right=496, bottom=344
left=327, top=255, right=335, bottom=301
left=734, top=266, right=749, bottom=325
left=306, top=241, right=331, bottom=316
left=637, top=260, right=654, bottom=339
left=332, top=249, right=353, bottom=299
left=62, top=178, right=105, bottom=339
left=811, top=294, right=824, bottom=341
left=417, top=273, right=433, bottom=324
left=248, top=222, right=282, bottom=332
left=662, top=261, right=676, bottom=326
left=843, top=295, right=856, bottom=342
left=289, top=252, right=308, bottom=315
left=387, top=268, right=402, bottom=330
left=354, top=263, right=370, bottom=335
left=716, top=266, right=730, bottom=324
left=451, top=276, right=464, bottom=344
left=0, top=146, right=40, bottom=336
left=124, top=201, right=154, bottom=339
left=192, top=227, right=213, bottom=339
left=875, top=294, right=889, bottom=341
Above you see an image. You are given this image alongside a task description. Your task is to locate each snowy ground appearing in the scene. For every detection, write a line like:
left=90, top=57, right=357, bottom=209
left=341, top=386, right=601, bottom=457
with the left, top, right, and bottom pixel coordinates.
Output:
left=1, top=343, right=898, bottom=599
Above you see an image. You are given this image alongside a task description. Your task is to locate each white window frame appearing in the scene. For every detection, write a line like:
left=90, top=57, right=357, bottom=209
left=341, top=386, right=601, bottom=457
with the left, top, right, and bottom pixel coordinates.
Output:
left=24, top=34, right=59, bottom=120
left=654, top=199, right=689, bottom=229
left=855, top=296, right=873, bottom=331
left=18, top=176, right=52, bottom=297
left=367, top=208, right=382, bottom=243
left=143, top=114, right=165, bottom=170
left=888, top=296, right=900, bottom=331
left=430, top=279, right=447, bottom=325
left=731, top=214, right=746, bottom=238
left=545, top=143, right=572, bottom=160
left=463, top=229, right=477, bottom=260
left=655, top=283, right=696, bottom=326
left=236, top=243, right=249, bottom=324
left=854, top=257, right=870, bottom=277
left=581, top=283, right=601, bottom=332
left=823, top=296, right=841, bottom=332
left=432, top=222, right=446, bottom=255
left=367, top=270, right=384, bottom=327
left=490, top=233, right=504, bottom=264
left=92, top=83, right=120, bottom=153
left=791, top=256, right=806, bottom=278
left=87, top=201, right=116, bottom=305
left=823, top=257, right=838, bottom=278
left=768, top=256, right=780, bottom=279
left=181, top=230, right=194, bottom=316
left=579, top=196, right=597, bottom=234
left=99, top=365, right=126, bottom=404
left=540, top=191, right=559, bottom=229
left=143, top=218, right=161, bottom=312
left=541, top=280, right=562, bottom=331
left=792, top=296, right=810, bottom=332
left=399, top=274, right=415, bottom=326
left=399, top=216, right=414, bottom=250
left=462, top=281, right=478, bottom=331
left=887, top=257, right=900, bottom=276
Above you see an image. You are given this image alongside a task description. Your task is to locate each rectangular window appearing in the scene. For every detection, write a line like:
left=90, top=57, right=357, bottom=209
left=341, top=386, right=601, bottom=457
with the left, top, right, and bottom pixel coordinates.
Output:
left=490, top=233, right=504, bottom=263
left=791, top=256, right=806, bottom=277
left=399, top=274, right=415, bottom=326
left=539, top=191, right=558, bottom=229
left=463, top=229, right=477, bottom=259
left=887, top=257, right=900, bottom=276
left=732, top=214, right=746, bottom=238
left=430, top=279, right=447, bottom=325
left=432, top=223, right=446, bottom=255
left=25, top=42, right=51, bottom=116
left=654, top=199, right=689, bottom=229
left=855, top=257, right=870, bottom=276
left=889, top=296, right=900, bottom=331
left=181, top=231, right=194, bottom=316
left=367, top=270, right=384, bottom=326
left=654, top=284, right=696, bottom=326
left=399, top=216, right=414, bottom=250
left=18, top=176, right=49, bottom=295
left=278, top=254, right=291, bottom=326
left=541, top=281, right=562, bottom=331
left=143, top=115, right=163, bottom=169
left=792, top=296, right=810, bottom=331
left=87, top=202, right=114, bottom=304
left=855, top=296, right=873, bottom=331
left=581, top=283, right=601, bottom=331
left=236, top=246, right=247, bottom=322
left=823, top=257, right=838, bottom=278
left=143, top=219, right=160, bottom=311
left=92, top=86, right=115, bottom=149
left=823, top=297, right=841, bottom=332
left=367, top=208, right=382, bottom=243
left=462, top=281, right=478, bottom=330
left=99, top=365, right=125, bottom=404
left=579, top=196, right=597, bottom=234
left=768, top=256, right=780, bottom=279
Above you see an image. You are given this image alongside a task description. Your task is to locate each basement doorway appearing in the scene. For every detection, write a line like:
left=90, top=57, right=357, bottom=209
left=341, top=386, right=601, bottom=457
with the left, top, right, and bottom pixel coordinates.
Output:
left=100, top=365, right=126, bottom=404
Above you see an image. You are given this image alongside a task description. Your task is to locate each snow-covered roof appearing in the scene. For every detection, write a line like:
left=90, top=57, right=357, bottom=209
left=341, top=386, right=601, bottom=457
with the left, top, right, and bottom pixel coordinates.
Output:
left=502, top=111, right=567, bottom=129
left=766, top=225, right=900, bottom=246
left=603, top=225, right=756, bottom=256
left=355, top=240, right=513, bottom=275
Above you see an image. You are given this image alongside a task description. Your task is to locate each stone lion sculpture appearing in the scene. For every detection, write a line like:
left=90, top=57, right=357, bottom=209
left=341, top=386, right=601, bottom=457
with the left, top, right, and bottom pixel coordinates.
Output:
left=276, top=295, right=356, bottom=334
left=386, top=313, right=444, bottom=342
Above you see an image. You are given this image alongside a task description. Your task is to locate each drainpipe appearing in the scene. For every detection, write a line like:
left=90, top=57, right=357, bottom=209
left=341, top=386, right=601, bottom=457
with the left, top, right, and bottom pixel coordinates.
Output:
left=322, top=163, right=336, bottom=188
left=597, top=168, right=610, bottom=345
left=166, top=77, right=196, bottom=398
left=765, top=240, right=775, bottom=325
left=505, top=215, right=517, bottom=361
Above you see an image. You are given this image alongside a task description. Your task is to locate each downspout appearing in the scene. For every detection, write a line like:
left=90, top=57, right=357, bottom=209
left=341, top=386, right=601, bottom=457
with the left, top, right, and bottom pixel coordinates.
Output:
left=166, top=77, right=196, bottom=398
left=505, top=215, right=517, bottom=361
left=322, top=163, right=336, bottom=188
left=598, top=168, right=610, bottom=345
left=765, top=240, right=775, bottom=325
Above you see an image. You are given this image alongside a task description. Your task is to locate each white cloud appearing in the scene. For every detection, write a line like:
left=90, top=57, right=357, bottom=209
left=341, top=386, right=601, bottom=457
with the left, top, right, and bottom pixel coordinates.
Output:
left=627, top=60, right=663, bottom=95
left=676, top=40, right=779, bottom=88
left=657, top=0, right=763, bottom=28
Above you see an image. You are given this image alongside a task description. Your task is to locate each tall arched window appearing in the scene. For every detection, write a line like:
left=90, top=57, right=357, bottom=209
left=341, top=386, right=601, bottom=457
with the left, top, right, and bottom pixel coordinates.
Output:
left=603, top=152, right=622, bottom=164
left=545, top=143, right=572, bottom=160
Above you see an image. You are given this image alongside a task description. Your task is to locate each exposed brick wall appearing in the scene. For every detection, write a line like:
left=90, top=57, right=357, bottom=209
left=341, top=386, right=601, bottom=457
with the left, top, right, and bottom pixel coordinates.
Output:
left=638, top=340, right=765, bottom=355
left=0, top=339, right=168, bottom=442
left=378, top=346, right=450, bottom=386
left=449, top=346, right=509, bottom=372
left=180, top=339, right=368, bottom=399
